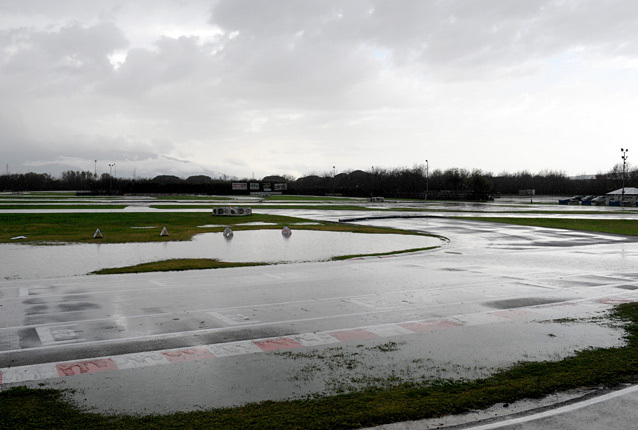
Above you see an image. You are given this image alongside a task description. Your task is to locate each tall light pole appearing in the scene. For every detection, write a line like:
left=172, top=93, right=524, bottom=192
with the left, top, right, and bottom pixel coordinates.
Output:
left=425, top=160, right=429, bottom=201
left=621, top=148, right=629, bottom=204
left=94, top=160, right=97, bottom=178
left=371, top=165, right=374, bottom=197
left=332, top=166, right=336, bottom=194
left=109, top=163, right=114, bottom=194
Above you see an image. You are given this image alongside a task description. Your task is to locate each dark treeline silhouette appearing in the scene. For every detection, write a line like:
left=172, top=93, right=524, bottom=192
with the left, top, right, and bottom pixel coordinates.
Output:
left=1, top=165, right=635, bottom=200
left=288, top=165, right=635, bottom=199
left=0, top=171, right=237, bottom=195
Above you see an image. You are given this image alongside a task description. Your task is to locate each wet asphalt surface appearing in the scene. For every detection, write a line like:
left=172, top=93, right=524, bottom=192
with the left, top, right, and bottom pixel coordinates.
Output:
left=1, top=207, right=638, bottom=424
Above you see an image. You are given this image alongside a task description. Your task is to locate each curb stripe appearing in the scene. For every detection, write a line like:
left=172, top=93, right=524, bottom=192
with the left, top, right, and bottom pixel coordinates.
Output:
left=2, top=296, right=630, bottom=386
left=1, top=319, right=459, bottom=385
left=162, top=347, right=215, bottom=363
left=254, top=337, right=304, bottom=351
left=56, top=358, right=118, bottom=377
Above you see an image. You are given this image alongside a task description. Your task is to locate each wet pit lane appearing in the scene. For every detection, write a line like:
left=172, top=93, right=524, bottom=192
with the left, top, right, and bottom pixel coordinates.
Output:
left=1, top=212, right=638, bottom=414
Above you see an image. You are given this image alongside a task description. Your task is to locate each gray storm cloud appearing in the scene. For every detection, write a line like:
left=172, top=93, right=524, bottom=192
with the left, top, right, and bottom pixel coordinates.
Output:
left=1, top=0, right=637, bottom=178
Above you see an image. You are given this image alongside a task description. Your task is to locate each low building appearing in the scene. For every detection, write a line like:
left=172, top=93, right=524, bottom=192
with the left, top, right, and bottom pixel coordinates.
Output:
left=607, top=187, right=638, bottom=206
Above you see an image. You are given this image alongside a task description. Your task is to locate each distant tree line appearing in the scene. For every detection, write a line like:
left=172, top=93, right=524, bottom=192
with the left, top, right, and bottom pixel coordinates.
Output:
left=1, top=164, right=635, bottom=200
left=0, top=172, right=239, bottom=195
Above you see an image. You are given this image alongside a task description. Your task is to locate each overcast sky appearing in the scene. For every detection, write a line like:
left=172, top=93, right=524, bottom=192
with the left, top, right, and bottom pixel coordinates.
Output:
left=1, top=0, right=637, bottom=180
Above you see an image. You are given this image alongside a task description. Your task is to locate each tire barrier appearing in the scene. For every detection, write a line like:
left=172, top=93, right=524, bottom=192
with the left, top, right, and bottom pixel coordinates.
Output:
left=282, top=226, right=292, bottom=237
left=212, top=207, right=252, bottom=216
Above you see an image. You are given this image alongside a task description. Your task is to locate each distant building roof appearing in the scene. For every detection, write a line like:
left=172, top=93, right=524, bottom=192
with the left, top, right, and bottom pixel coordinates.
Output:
left=607, top=187, right=638, bottom=195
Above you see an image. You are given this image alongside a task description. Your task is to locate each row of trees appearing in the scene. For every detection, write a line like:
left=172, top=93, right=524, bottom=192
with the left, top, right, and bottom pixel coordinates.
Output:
left=289, top=165, right=635, bottom=199
left=1, top=165, right=635, bottom=199
left=0, top=172, right=237, bottom=195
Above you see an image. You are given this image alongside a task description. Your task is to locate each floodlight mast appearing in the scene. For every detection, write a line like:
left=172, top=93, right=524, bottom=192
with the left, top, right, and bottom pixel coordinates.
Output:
left=425, top=159, right=429, bottom=201
left=621, top=148, right=629, bottom=204
left=109, top=163, right=114, bottom=194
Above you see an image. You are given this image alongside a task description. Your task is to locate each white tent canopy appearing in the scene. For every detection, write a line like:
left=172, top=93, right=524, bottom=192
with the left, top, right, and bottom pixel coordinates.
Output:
left=607, top=187, right=638, bottom=196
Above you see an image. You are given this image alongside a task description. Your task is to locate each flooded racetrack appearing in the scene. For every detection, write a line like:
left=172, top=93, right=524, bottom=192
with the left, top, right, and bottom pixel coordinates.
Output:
left=1, top=203, right=638, bottom=420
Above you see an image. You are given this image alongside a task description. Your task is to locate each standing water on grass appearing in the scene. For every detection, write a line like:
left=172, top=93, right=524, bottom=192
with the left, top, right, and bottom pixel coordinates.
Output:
left=0, top=230, right=441, bottom=280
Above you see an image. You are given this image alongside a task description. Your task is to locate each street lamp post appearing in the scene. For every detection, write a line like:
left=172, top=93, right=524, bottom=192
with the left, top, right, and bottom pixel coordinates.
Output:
left=332, top=166, right=336, bottom=194
left=425, top=160, right=429, bottom=201
left=621, top=148, right=629, bottom=205
left=371, top=166, right=374, bottom=197
left=94, top=160, right=97, bottom=178
left=108, top=163, right=114, bottom=194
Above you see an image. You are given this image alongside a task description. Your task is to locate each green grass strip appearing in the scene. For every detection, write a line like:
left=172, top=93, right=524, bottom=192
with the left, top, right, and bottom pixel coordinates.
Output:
left=0, top=205, right=128, bottom=210
left=462, top=217, right=638, bottom=236
left=91, top=258, right=269, bottom=274
left=0, top=212, right=426, bottom=244
left=150, top=204, right=381, bottom=210
left=0, top=213, right=314, bottom=244
left=2, top=302, right=638, bottom=429
left=332, top=247, right=438, bottom=261
left=264, top=195, right=361, bottom=201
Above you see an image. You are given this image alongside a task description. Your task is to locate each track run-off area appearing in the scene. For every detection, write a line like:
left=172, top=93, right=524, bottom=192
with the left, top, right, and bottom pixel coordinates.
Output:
left=1, top=200, right=638, bottom=426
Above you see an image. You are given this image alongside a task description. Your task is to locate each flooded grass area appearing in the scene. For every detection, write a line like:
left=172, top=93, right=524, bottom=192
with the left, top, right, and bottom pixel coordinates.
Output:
left=91, top=258, right=269, bottom=275
left=0, top=230, right=441, bottom=279
left=2, top=302, right=638, bottom=429
left=271, top=317, right=623, bottom=399
left=0, top=213, right=315, bottom=244
left=0, top=212, right=426, bottom=244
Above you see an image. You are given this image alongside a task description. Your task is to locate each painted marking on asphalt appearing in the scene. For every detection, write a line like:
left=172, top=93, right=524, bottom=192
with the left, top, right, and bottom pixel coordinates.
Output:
left=162, top=347, right=215, bottom=363
left=347, top=298, right=381, bottom=309
left=399, top=320, right=463, bottom=333
left=254, top=337, right=304, bottom=351
left=18, top=288, right=29, bottom=298
left=491, top=309, right=536, bottom=320
left=207, top=340, right=263, bottom=357
left=366, top=324, right=415, bottom=337
left=290, top=332, right=342, bottom=346
left=329, top=329, right=379, bottom=342
left=595, top=298, right=633, bottom=305
left=0, top=363, right=58, bottom=384
left=538, top=301, right=577, bottom=308
left=36, top=326, right=84, bottom=345
left=112, top=352, right=168, bottom=369
left=208, top=311, right=257, bottom=325
left=456, top=313, right=505, bottom=326
left=57, top=358, right=119, bottom=377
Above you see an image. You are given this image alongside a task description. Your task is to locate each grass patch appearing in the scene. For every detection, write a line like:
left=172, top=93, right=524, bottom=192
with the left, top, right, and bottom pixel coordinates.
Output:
left=332, top=247, right=437, bottom=261
left=91, top=258, right=269, bottom=274
left=264, top=195, right=361, bottom=201
left=2, top=303, right=638, bottom=429
left=154, top=195, right=236, bottom=200
left=150, top=204, right=381, bottom=211
left=0, top=205, right=128, bottom=210
left=0, top=212, right=429, bottom=244
left=0, top=213, right=317, bottom=244
left=462, top=217, right=638, bottom=236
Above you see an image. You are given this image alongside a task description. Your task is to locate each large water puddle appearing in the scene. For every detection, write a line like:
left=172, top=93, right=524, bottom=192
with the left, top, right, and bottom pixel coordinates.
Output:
left=1, top=230, right=441, bottom=280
